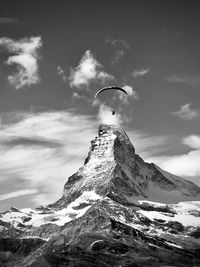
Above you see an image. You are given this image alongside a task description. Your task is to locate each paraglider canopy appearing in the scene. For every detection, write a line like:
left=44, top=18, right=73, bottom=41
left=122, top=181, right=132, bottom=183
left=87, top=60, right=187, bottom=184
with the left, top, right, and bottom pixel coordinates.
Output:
left=95, top=86, right=128, bottom=98
left=95, top=86, right=128, bottom=115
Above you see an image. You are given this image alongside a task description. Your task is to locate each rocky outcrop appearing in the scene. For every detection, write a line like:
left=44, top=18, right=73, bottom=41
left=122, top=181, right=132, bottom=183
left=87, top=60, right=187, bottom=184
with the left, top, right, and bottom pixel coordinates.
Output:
left=0, top=237, right=46, bottom=266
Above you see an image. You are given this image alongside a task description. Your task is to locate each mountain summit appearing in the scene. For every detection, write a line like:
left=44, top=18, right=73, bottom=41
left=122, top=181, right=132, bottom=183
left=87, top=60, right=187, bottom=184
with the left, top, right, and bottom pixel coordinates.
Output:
left=55, top=124, right=200, bottom=208
left=1, top=124, right=200, bottom=266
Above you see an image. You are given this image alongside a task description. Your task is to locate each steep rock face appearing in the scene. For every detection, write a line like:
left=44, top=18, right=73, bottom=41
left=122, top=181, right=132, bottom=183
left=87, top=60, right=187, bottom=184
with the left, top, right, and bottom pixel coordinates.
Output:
left=60, top=124, right=200, bottom=206
left=60, top=124, right=148, bottom=207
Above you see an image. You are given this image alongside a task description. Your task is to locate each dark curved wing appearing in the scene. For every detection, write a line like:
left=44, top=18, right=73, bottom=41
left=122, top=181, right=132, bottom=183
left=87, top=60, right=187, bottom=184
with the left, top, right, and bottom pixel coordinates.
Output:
left=95, top=86, right=128, bottom=98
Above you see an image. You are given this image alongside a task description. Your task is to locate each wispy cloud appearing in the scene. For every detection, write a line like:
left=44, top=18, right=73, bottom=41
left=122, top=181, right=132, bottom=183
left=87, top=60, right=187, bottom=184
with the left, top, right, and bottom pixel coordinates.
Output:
left=166, top=74, right=200, bottom=87
left=0, top=110, right=97, bottom=207
left=132, top=68, right=149, bottom=78
left=57, top=66, right=67, bottom=82
left=111, top=50, right=124, bottom=65
left=0, top=36, right=42, bottom=89
left=106, top=38, right=130, bottom=50
left=69, top=50, right=114, bottom=89
left=106, top=38, right=130, bottom=65
left=0, top=17, right=18, bottom=24
left=171, top=103, right=200, bottom=120
left=0, top=189, right=38, bottom=202
left=128, top=131, right=171, bottom=159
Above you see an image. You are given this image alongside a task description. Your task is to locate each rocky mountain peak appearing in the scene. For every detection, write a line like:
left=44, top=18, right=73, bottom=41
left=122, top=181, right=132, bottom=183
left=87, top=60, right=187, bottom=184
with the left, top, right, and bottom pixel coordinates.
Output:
left=57, top=124, right=200, bottom=207
left=59, top=124, right=143, bottom=207
left=85, top=124, right=135, bottom=165
left=1, top=124, right=200, bottom=266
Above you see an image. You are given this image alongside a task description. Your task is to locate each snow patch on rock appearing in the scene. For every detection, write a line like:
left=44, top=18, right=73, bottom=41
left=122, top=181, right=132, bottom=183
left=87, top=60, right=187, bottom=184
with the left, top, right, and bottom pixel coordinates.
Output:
left=1, top=191, right=102, bottom=228
left=138, top=200, right=200, bottom=227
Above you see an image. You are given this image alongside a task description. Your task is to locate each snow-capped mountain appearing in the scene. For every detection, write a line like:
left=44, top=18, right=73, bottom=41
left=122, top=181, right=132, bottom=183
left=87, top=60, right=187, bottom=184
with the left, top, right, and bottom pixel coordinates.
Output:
left=0, top=124, right=200, bottom=266
left=56, top=124, right=200, bottom=207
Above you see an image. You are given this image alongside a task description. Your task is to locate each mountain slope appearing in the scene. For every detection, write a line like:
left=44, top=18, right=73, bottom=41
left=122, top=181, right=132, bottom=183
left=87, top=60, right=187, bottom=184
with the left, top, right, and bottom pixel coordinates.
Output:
left=1, top=124, right=200, bottom=267
left=54, top=124, right=200, bottom=208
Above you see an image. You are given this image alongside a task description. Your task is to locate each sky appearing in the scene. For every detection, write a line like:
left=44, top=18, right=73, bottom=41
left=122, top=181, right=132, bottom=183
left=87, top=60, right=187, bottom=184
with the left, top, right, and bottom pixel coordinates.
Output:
left=0, top=0, right=200, bottom=211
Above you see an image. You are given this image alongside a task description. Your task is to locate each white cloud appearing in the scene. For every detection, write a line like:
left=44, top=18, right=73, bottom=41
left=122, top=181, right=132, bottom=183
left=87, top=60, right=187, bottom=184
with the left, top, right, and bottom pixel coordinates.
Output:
left=166, top=74, right=200, bottom=87
left=112, top=85, right=138, bottom=106
left=98, top=104, right=122, bottom=125
left=132, top=68, right=149, bottom=78
left=171, top=103, right=200, bottom=120
left=0, top=36, right=42, bottom=89
left=183, top=135, right=200, bottom=149
left=0, top=189, right=38, bottom=202
left=122, top=85, right=138, bottom=100
left=57, top=66, right=67, bottom=82
left=0, top=111, right=97, bottom=207
left=69, top=50, right=114, bottom=89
